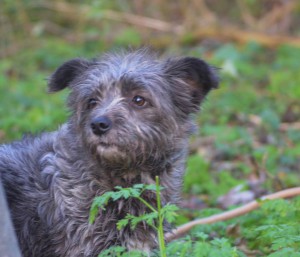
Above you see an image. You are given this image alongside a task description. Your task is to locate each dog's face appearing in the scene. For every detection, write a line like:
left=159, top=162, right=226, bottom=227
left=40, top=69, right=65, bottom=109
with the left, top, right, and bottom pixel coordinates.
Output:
left=48, top=50, right=218, bottom=170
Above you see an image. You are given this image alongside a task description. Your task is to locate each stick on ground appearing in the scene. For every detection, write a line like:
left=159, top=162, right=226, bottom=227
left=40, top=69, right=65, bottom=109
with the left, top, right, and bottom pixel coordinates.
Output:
left=166, top=187, right=300, bottom=242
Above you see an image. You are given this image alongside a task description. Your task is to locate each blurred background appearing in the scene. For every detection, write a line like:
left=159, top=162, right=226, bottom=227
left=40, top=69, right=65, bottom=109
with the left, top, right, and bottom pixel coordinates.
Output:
left=1, top=1, right=300, bottom=255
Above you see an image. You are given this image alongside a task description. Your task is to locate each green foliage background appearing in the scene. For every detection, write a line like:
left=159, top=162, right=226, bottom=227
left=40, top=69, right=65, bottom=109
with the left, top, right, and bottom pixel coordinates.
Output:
left=1, top=1, right=300, bottom=256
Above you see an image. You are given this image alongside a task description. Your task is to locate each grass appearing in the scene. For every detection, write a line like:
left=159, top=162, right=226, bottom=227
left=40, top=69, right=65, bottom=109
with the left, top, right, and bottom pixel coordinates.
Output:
left=1, top=40, right=300, bottom=256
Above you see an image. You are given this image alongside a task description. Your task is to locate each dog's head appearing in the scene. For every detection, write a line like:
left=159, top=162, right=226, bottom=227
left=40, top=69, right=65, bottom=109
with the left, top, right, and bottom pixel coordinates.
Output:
left=48, top=49, right=218, bottom=170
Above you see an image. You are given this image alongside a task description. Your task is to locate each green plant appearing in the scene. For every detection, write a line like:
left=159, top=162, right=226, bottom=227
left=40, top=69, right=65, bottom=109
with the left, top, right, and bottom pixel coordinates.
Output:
left=89, top=176, right=246, bottom=257
left=184, top=155, right=244, bottom=200
left=241, top=197, right=300, bottom=255
left=90, top=176, right=178, bottom=257
left=166, top=233, right=245, bottom=257
left=98, top=246, right=145, bottom=257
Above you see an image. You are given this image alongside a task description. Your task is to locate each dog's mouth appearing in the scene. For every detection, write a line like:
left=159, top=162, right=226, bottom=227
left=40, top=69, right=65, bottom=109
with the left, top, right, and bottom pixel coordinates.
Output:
left=96, top=135, right=132, bottom=150
left=99, top=142, right=118, bottom=148
left=94, top=140, right=130, bottom=165
left=97, top=141, right=127, bottom=152
left=90, top=134, right=134, bottom=156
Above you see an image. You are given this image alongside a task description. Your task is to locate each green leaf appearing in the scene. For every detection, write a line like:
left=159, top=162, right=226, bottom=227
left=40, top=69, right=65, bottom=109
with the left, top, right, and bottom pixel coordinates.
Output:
left=113, top=185, right=144, bottom=200
left=193, top=241, right=212, bottom=257
left=89, top=191, right=114, bottom=223
left=130, top=212, right=158, bottom=230
left=133, top=184, right=145, bottom=190
left=89, top=206, right=99, bottom=224
left=142, top=212, right=158, bottom=227
left=98, top=246, right=126, bottom=257
left=268, top=248, right=300, bottom=257
left=144, top=184, right=163, bottom=192
left=89, top=183, right=162, bottom=225
left=160, top=204, right=179, bottom=223
left=117, top=218, right=130, bottom=230
left=194, top=232, right=209, bottom=241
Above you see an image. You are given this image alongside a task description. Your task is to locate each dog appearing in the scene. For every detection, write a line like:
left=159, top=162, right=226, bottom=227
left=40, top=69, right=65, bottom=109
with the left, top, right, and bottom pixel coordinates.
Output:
left=0, top=49, right=218, bottom=256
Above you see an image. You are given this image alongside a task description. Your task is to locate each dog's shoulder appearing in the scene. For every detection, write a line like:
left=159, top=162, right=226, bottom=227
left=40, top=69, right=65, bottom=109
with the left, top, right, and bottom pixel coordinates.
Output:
left=0, top=130, right=59, bottom=182
left=1, top=131, right=56, bottom=162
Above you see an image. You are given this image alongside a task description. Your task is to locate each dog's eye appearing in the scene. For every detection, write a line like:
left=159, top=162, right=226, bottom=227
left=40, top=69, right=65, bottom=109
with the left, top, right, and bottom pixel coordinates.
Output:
left=87, top=98, right=97, bottom=109
left=132, top=95, right=146, bottom=107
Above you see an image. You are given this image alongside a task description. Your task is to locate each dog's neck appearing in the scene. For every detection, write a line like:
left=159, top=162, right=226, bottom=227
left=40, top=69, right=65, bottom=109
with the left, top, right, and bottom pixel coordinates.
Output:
left=54, top=124, right=188, bottom=204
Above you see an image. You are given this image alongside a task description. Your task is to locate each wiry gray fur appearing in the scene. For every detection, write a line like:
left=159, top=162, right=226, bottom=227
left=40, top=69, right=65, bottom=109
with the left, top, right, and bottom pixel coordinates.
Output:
left=0, top=49, right=218, bottom=257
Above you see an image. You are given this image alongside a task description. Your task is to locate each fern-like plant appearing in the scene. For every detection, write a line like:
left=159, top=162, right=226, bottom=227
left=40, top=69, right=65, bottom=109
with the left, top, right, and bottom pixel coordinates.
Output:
left=90, top=176, right=178, bottom=257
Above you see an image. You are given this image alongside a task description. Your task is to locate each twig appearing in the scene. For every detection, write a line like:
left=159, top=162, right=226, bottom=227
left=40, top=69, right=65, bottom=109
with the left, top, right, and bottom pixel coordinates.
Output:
left=101, top=10, right=183, bottom=33
left=191, top=26, right=300, bottom=48
left=166, top=187, right=300, bottom=242
left=258, top=1, right=296, bottom=31
left=279, top=122, right=300, bottom=132
left=33, top=2, right=182, bottom=33
left=235, top=0, right=256, bottom=28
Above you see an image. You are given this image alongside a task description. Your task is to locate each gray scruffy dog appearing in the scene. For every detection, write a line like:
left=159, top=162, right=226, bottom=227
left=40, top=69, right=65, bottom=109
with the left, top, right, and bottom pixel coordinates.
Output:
left=0, top=49, right=218, bottom=257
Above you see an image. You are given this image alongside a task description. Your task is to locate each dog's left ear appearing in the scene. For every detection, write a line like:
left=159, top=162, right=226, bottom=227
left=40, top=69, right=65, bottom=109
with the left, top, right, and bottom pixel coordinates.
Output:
left=48, top=58, right=92, bottom=92
left=164, top=57, right=219, bottom=114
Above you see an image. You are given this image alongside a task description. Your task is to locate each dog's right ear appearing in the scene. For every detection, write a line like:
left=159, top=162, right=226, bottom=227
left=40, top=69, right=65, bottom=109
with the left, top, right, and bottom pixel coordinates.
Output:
left=48, top=58, right=92, bottom=92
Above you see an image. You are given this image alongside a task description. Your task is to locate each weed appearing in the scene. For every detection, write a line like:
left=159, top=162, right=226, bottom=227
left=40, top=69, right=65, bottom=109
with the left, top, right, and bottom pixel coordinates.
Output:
left=90, top=176, right=178, bottom=257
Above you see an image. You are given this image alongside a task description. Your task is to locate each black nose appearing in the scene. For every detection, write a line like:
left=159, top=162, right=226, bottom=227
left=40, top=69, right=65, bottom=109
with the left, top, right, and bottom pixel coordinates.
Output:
left=90, top=116, right=112, bottom=136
